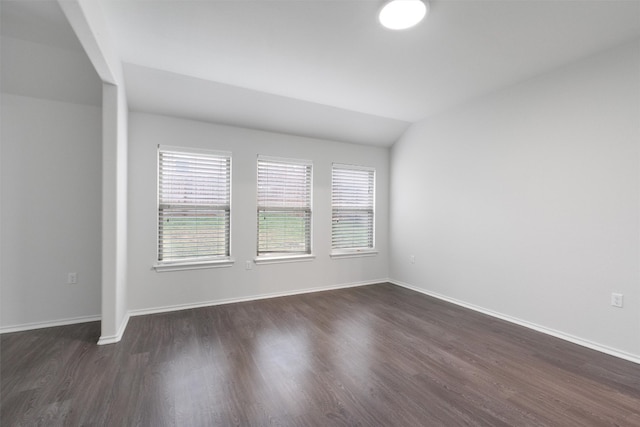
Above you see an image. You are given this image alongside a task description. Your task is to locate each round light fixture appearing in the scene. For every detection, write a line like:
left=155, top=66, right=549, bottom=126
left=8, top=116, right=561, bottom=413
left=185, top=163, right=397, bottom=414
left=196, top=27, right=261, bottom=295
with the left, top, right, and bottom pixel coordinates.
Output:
left=379, top=0, right=428, bottom=30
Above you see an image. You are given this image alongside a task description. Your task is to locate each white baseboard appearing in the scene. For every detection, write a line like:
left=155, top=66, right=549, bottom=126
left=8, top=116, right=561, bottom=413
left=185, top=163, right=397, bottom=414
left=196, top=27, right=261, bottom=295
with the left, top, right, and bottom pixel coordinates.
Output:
left=0, top=280, right=386, bottom=340
left=129, top=279, right=386, bottom=317
left=0, top=315, right=101, bottom=334
left=6, top=279, right=638, bottom=366
left=389, top=279, right=640, bottom=365
left=97, top=312, right=130, bottom=345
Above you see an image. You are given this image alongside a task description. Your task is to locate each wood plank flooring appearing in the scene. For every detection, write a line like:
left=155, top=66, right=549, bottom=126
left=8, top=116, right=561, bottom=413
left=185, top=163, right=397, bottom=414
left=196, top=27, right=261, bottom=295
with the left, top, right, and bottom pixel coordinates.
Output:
left=2, top=283, right=640, bottom=426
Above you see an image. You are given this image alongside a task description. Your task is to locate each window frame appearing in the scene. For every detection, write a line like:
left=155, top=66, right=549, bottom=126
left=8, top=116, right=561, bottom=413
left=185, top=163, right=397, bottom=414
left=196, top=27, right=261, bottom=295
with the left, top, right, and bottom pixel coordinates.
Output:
left=255, top=155, right=314, bottom=264
left=154, top=145, right=234, bottom=272
left=330, top=163, right=377, bottom=259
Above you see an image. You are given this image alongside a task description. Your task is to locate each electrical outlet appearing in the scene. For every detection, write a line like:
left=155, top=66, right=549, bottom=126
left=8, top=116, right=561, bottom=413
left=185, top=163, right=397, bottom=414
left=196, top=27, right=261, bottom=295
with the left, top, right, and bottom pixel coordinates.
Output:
left=68, top=272, right=78, bottom=285
left=245, top=261, right=253, bottom=270
left=611, top=293, right=623, bottom=308
left=410, top=255, right=415, bottom=264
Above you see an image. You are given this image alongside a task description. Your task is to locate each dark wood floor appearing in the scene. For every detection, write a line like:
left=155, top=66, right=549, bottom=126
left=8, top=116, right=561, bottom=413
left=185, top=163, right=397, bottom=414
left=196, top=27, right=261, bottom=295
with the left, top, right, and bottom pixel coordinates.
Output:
left=2, top=283, right=640, bottom=426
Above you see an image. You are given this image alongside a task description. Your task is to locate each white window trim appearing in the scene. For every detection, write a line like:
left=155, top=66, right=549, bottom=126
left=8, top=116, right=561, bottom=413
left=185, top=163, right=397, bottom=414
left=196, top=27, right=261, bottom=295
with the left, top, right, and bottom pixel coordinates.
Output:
left=330, top=163, right=376, bottom=255
left=253, top=254, right=316, bottom=265
left=156, top=145, right=233, bottom=270
left=158, top=145, right=232, bottom=158
left=257, top=155, right=313, bottom=167
left=330, top=250, right=378, bottom=259
left=256, top=155, right=314, bottom=259
left=332, top=163, right=376, bottom=172
left=153, top=258, right=235, bottom=272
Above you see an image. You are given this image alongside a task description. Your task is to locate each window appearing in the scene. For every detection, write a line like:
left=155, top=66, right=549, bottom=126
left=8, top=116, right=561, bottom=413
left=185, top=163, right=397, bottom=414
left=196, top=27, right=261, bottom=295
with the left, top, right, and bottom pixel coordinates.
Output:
left=257, top=156, right=312, bottom=260
left=156, top=146, right=232, bottom=270
left=331, top=164, right=376, bottom=255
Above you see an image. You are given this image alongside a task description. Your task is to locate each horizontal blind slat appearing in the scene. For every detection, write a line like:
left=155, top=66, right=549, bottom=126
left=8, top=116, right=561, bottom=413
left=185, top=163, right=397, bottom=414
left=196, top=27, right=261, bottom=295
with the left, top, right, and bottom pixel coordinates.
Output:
left=257, top=158, right=312, bottom=256
left=331, top=165, right=375, bottom=251
left=158, top=149, right=231, bottom=262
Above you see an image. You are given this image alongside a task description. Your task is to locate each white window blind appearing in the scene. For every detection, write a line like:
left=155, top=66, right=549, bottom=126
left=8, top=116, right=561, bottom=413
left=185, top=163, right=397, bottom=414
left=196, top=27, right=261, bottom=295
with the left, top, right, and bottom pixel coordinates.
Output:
left=158, top=147, right=231, bottom=263
left=257, top=157, right=312, bottom=256
left=332, top=164, right=375, bottom=250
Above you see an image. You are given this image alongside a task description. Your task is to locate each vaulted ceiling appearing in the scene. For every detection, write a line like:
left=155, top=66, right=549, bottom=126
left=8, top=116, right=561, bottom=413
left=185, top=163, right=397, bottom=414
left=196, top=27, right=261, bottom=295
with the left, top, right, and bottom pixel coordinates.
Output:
left=3, top=0, right=640, bottom=146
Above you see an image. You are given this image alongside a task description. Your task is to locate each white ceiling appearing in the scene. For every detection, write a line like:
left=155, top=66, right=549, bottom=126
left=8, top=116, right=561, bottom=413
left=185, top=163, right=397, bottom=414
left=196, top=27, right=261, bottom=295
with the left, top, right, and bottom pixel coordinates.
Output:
left=124, top=63, right=409, bottom=147
left=3, top=0, right=640, bottom=146
left=0, top=0, right=102, bottom=106
left=1, top=0, right=83, bottom=50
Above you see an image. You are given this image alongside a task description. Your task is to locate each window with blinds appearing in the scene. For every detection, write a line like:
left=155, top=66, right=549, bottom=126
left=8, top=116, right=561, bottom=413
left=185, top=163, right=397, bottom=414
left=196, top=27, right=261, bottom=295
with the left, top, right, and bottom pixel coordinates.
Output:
left=257, top=157, right=312, bottom=257
left=157, top=147, right=231, bottom=264
left=331, top=164, right=375, bottom=251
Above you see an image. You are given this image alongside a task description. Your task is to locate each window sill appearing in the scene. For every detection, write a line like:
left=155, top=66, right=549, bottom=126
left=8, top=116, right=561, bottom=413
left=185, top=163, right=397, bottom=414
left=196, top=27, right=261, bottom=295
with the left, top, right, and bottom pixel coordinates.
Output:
left=254, top=254, right=315, bottom=265
left=153, top=258, right=235, bottom=272
left=330, top=250, right=378, bottom=259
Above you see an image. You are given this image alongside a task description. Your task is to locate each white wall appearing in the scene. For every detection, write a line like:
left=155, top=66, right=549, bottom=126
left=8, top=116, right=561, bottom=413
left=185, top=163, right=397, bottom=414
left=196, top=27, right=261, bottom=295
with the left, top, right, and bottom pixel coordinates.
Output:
left=98, top=83, right=129, bottom=343
left=390, top=39, right=640, bottom=359
left=0, top=30, right=103, bottom=331
left=127, top=113, right=389, bottom=312
left=1, top=36, right=101, bottom=106
left=1, top=94, right=102, bottom=329
left=54, top=0, right=131, bottom=344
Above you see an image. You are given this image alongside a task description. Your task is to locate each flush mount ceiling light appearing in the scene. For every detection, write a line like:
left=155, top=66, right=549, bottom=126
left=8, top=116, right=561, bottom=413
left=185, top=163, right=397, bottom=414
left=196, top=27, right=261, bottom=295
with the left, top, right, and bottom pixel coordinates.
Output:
left=379, top=0, right=428, bottom=30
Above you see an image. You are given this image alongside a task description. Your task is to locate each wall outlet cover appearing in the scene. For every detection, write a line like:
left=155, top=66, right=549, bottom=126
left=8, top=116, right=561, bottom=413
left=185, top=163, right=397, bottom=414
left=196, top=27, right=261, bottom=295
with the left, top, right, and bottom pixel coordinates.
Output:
left=611, top=293, right=623, bottom=308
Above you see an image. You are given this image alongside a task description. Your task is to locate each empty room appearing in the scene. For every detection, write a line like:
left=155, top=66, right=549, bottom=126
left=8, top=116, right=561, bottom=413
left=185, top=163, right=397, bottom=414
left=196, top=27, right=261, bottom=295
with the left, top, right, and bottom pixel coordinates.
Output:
left=2, top=0, right=640, bottom=425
